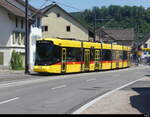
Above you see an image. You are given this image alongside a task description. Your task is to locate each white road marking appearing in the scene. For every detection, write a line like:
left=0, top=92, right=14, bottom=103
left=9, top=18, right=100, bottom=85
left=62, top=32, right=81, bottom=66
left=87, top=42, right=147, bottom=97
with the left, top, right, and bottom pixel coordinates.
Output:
left=72, top=77, right=147, bottom=114
left=0, top=66, right=149, bottom=89
left=51, top=85, right=66, bottom=90
left=0, top=97, right=19, bottom=105
left=86, top=79, right=96, bottom=82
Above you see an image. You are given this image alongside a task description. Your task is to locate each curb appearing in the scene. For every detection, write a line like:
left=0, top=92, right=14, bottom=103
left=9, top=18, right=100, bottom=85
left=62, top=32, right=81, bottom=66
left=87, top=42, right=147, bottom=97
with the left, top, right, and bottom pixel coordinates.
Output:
left=72, top=76, right=147, bottom=114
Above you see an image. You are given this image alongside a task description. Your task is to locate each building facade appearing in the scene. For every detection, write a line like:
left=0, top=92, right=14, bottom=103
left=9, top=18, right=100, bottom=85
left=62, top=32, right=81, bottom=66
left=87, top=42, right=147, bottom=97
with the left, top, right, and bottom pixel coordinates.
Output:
left=0, top=0, right=41, bottom=70
left=140, top=34, right=150, bottom=59
left=41, top=4, right=93, bottom=41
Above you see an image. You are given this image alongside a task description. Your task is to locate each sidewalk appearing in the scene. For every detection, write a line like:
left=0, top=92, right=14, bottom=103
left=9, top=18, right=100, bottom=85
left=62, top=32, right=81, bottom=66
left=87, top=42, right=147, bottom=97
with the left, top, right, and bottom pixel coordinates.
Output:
left=79, top=76, right=150, bottom=114
left=0, top=70, right=38, bottom=83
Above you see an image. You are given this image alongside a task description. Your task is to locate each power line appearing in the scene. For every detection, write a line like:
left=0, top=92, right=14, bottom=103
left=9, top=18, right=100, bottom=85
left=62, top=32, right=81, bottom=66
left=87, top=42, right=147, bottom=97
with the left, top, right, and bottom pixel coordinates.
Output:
left=30, top=0, right=84, bottom=11
left=30, top=0, right=49, bottom=17
left=47, top=0, right=83, bottom=11
left=38, top=0, right=49, bottom=9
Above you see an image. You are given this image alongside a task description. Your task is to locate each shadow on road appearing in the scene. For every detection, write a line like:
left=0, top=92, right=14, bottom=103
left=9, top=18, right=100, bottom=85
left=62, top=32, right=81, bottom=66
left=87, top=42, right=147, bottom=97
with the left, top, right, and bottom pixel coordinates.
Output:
left=29, top=68, right=123, bottom=77
left=130, top=87, right=150, bottom=114
left=145, top=75, right=150, bottom=77
left=29, top=70, right=102, bottom=77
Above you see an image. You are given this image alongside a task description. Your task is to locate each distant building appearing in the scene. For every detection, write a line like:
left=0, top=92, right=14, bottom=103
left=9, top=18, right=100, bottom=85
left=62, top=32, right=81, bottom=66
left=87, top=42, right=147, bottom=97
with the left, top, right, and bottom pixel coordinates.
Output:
left=0, top=0, right=42, bottom=70
left=140, top=33, right=150, bottom=58
left=41, top=3, right=93, bottom=41
left=96, top=28, right=135, bottom=46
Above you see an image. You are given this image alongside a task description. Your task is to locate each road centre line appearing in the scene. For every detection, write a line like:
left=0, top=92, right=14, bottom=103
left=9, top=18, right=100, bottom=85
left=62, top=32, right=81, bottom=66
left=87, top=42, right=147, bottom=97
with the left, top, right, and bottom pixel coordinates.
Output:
left=0, top=97, right=19, bottom=105
left=86, top=79, right=96, bottom=82
left=51, top=85, right=67, bottom=90
left=0, top=66, right=149, bottom=89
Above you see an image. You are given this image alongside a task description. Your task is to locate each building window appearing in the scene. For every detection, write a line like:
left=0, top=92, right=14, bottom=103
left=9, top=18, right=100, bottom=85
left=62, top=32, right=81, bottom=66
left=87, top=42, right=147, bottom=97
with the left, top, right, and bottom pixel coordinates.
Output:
left=12, top=32, right=25, bottom=45
left=16, top=32, right=20, bottom=44
left=0, top=52, right=4, bottom=65
left=66, top=26, right=71, bottom=32
left=144, top=44, right=148, bottom=48
left=12, top=32, right=16, bottom=44
left=18, top=33, right=22, bottom=45
left=21, top=18, right=24, bottom=29
left=42, top=26, right=48, bottom=32
left=12, top=32, right=18, bottom=44
left=16, top=17, right=18, bottom=28
left=57, top=13, right=60, bottom=17
left=21, top=32, right=25, bottom=45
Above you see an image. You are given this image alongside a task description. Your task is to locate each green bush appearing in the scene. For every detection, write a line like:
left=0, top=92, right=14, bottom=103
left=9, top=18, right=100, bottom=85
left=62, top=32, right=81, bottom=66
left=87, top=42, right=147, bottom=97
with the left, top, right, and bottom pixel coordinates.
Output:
left=10, top=50, right=24, bottom=70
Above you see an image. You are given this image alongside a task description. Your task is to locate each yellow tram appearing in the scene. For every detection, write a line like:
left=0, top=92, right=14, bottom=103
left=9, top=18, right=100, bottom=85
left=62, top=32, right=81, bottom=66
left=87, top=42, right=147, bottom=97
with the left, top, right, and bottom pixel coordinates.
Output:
left=34, top=38, right=131, bottom=74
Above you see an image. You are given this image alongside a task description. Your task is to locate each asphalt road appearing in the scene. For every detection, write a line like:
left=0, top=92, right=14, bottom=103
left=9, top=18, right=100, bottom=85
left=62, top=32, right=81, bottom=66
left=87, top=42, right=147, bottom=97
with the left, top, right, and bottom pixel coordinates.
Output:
left=0, top=66, right=149, bottom=114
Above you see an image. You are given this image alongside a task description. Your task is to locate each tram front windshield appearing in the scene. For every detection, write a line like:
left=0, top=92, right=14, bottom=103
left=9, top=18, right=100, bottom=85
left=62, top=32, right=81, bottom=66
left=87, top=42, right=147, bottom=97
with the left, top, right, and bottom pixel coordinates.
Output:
left=35, top=41, right=61, bottom=65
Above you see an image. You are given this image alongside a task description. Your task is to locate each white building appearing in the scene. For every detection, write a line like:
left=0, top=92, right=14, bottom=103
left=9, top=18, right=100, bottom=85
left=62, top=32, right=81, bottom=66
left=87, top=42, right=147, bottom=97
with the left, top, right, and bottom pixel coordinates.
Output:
left=141, top=37, right=150, bottom=59
left=0, top=0, right=42, bottom=70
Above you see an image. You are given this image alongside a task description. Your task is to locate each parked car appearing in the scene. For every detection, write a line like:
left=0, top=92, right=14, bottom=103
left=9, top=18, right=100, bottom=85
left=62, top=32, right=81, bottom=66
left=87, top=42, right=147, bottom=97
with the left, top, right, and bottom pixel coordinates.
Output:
left=142, top=57, right=150, bottom=65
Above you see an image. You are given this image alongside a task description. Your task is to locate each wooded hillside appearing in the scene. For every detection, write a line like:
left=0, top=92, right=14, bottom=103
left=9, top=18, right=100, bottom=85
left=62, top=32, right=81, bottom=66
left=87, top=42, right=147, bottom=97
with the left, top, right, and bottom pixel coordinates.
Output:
left=71, top=5, right=150, bottom=43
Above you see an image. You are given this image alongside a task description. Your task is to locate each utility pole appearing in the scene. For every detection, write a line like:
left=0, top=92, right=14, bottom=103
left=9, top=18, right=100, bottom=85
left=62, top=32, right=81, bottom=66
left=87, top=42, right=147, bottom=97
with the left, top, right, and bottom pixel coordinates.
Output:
left=93, top=11, right=96, bottom=42
left=25, top=0, right=30, bottom=74
left=93, top=8, right=113, bottom=42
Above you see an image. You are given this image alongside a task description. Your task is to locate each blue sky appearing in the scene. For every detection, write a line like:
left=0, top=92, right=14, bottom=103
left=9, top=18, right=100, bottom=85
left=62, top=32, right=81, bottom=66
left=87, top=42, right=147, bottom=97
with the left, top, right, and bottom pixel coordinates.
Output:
left=30, top=0, right=150, bottom=12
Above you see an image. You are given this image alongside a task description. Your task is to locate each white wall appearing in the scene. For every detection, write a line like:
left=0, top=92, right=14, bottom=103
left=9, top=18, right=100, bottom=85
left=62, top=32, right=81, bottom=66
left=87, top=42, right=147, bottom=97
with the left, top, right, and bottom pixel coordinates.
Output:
left=0, top=7, right=14, bottom=46
left=29, top=26, right=42, bottom=70
left=0, top=1, right=41, bottom=70
left=141, top=38, right=150, bottom=58
left=0, top=48, right=11, bottom=69
left=0, top=7, right=13, bottom=68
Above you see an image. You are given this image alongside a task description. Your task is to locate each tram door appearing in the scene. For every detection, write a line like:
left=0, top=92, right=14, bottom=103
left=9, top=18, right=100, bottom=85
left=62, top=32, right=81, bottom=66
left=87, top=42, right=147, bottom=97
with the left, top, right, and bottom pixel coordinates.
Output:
left=95, top=50, right=100, bottom=70
left=127, top=51, right=130, bottom=66
left=61, top=48, right=67, bottom=73
left=84, top=49, right=90, bottom=71
left=116, top=51, right=120, bottom=68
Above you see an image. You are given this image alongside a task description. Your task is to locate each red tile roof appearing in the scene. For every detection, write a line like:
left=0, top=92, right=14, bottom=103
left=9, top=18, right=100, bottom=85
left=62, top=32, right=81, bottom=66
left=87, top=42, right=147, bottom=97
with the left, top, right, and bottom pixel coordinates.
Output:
left=0, top=0, right=25, bottom=17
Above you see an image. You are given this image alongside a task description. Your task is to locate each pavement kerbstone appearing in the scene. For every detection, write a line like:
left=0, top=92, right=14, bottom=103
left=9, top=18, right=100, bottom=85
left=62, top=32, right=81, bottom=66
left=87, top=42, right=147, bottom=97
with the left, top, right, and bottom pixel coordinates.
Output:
left=80, top=90, right=141, bottom=114
left=80, top=76, right=150, bottom=114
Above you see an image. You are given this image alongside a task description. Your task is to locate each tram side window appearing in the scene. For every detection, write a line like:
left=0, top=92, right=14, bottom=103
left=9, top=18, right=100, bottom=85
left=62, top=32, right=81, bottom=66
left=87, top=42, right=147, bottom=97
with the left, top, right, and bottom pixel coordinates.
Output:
left=123, top=51, right=128, bottom=60
left=119, top=51, right=123, bottom=60
left=53, top=46, right=61, bottom=62
left=102, top=50, right=112, bottom=61
left=112, top=50, right=116, bottom=60
left=67, top=48, right=81, bottom=62
left=90, top=49, right=95, bottom=61
left=128, top=52, right=130, bottom=60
